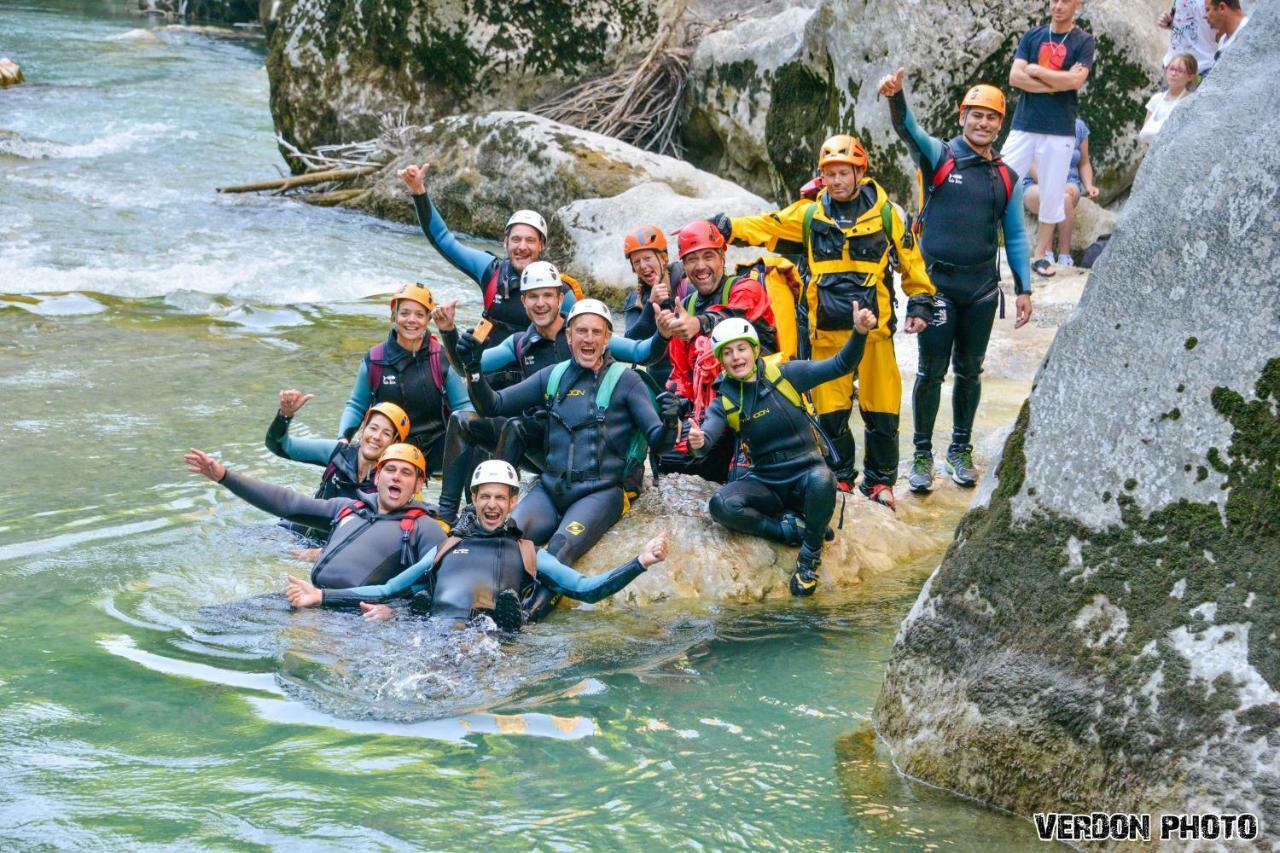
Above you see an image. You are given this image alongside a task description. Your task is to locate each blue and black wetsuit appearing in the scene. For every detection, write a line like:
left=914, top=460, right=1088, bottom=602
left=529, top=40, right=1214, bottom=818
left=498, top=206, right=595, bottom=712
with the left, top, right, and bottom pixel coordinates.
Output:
left=696, top=330, right=867, bottom=560
left=217, top=470, right=446, bottom=591
left=317, top=508, right=648, bottom=617
left=468, top=358, right=677, bottom=565
left=888, top=90, right=1032, bottom=456
left=339, top=331, right=472, bottom=476
left=622, top=260, right=683, bottom=389
left=265, top=411, right=375, bottom=542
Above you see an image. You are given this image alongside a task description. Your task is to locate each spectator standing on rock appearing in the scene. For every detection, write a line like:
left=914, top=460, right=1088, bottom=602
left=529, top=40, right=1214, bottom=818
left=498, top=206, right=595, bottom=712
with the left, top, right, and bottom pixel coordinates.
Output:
left=1158, top=1, right=1217, bottom=77
left=1139, top=54, right=1198, bottom=143
left=1023, top=117, right=1099, bottom=267
left=1005, top=0, right=1096, bottom=279
left=1205, top=0, right=1249, bottom=65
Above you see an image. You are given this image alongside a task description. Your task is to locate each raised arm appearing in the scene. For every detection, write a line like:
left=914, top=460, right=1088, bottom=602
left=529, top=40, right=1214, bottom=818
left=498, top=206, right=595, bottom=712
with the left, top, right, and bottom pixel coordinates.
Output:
left=880, top=70, right=948, bottom=172
left=468, top=364, right=550, bottom=418
left=608, top=330, right=668, bottom=365
left=534, top=533, right=666, bottom=603
left=409, top=195, right=497, bottom=286
left=689, top=397, right=730, bottom=458
left=211, top=466, right=345, bottom=529
left=781, top=318, right=870, bottom=392
left=726, top=200, right=810, bottom=253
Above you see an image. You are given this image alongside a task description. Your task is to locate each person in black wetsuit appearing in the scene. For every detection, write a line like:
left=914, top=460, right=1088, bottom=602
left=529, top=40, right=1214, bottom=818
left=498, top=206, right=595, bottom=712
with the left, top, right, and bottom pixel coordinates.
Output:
left=878, top=68, right=1034, bottom=491
left=265, top=391, right=411, bottom=542
left=183, top=443, right=448, bottom=606
left=329, top=460, right=671, bottom=630
left=621, top=224, right=682, bottom=389
left=466, top=299, right=684, bottom=566
left=686, top=301, right=877, bottom=596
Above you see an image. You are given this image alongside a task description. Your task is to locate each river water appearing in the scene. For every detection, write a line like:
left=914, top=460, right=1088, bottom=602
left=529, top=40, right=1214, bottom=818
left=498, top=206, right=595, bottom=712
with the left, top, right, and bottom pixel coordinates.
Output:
left=0, top=1, right=1049, bottom=847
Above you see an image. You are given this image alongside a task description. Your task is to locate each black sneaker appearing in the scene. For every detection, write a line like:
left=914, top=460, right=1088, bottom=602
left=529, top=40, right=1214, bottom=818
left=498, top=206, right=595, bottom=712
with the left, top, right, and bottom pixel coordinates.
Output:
left=490, top=589, right=524, bottom=634
left=908, top=452, right=934, bottom=494
left=946, top=447, right=979, bottom=488
left=789, top=547, right=821, bottom=597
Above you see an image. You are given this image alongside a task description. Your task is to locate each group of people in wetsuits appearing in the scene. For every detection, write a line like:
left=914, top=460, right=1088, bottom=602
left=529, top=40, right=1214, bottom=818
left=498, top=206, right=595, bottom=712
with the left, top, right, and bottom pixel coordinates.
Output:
left=185, top=67, right=1033, bottom=624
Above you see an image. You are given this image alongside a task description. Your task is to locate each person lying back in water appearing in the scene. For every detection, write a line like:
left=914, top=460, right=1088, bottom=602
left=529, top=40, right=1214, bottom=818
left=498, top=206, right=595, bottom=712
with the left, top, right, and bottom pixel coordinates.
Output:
left=302, top=460, right=669, bottom=632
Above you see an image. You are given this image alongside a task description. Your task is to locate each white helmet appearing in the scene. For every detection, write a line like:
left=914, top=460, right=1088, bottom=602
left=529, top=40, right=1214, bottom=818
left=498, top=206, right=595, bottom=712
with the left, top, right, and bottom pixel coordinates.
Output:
left=711, top=318, right=760, bottom=359
left=566, top=298, right=613, bottom=330
left=470, top=460, right=521, bottom=492
left=505, top=209, right=548, bottom=243
left=520, top=260, right=562, bottom=293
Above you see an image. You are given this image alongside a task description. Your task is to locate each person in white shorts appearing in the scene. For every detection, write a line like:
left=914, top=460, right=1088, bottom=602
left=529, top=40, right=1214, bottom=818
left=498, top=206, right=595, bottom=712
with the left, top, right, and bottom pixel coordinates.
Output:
left=1005, top=0, right=1097, bottom=278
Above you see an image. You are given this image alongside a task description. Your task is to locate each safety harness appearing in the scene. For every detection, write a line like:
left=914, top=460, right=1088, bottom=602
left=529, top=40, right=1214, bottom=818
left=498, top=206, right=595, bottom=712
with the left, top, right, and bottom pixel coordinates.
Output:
left=365, top=337, right=449, bottom=416
left=721, top=354, right=842, bottom=469
left=334, top=501, right=429, bottom=569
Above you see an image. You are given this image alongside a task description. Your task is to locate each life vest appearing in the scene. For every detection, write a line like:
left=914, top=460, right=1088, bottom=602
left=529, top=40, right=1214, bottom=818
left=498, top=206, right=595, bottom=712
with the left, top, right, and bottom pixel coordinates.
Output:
left=914, top=141, right=1014, bottom=239
left=427, top=533, right=539, bottom=614
left=366, top=336, right=448, bottom=417
left=721, top=353, right=840, bottom=467
left=333, top=501, right=430, bottom=570
left=316, top=442, right=370, bottom=501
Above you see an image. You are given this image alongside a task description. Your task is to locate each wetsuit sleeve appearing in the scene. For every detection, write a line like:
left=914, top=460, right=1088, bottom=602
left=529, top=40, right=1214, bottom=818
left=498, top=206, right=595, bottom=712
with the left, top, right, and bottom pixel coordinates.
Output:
left=1004, top=180, right=1032, bottom=295
left=320, top=547, right=438, bottom=607
left=692, top=398, right=730, bottom=458
left=780, top=328, right=868, bottom=392
left=534, top=549, right=646, bottom=603
left=626, top=296, right=658, bottom=340
left=220, top=469, right=344, bottom=528
left=444, top=365, right=474, bottom=414
left=623, top=371, right=677, bottom=451
left=339, top=357, right=373, bottom=439
left=727, top=199, right=810, bottom=254
left=480, top=336, right=518, bottom=372
left=888, top=91, right=947, bottom=173
left=469, top=365, right=549, bottom=418
left=411, top=193, right=496, bottom=286
left=608, top=332, right=667, bottom=365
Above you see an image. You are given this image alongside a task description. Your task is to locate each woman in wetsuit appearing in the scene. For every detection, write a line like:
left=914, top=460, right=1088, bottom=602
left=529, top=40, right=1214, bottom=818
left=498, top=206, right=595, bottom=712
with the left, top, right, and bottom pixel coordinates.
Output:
left=687, top=302, right=876, bottom=596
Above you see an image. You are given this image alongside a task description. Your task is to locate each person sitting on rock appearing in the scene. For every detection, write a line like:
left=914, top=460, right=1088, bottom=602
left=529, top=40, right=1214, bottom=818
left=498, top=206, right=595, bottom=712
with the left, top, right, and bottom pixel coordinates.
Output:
left=465, top=299, right=684, bottom=567
left=1022, top=118, right=1099, bottom=268
left=710, top=135, right=935, bottom=509
left=621, top=224, right=683, bottom=388
left=433, top=261, right=670, bottom=525
left=321, top=461, right=670, bottom=631
left=878, top=68, right=1033, bottom=493
left=266, top=390, right=411, bottom=542
left=397, top=162, right=582, bottom=352
left=686, top=302, right=876, bottom=597
left=183, top=443, right=449, bottom=607
left=338, top=283, right=471, bottom=480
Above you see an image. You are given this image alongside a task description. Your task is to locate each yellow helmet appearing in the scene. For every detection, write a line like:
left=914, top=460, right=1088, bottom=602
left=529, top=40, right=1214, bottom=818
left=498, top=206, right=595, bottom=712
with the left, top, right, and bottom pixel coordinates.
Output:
left=359, top=402, right=410, bottom=442
left=390, top=282, right=435, bottom=319
left=817, top=134, right=868, bottom=170
left=959, top=84, right=1006, bottom=117
left=376, top=443, right=426, bottom=478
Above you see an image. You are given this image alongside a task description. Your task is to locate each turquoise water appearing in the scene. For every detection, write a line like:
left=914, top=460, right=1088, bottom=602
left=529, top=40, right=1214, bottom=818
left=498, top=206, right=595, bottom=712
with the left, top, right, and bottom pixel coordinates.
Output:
left=0, top=2, right=1048, bottom=847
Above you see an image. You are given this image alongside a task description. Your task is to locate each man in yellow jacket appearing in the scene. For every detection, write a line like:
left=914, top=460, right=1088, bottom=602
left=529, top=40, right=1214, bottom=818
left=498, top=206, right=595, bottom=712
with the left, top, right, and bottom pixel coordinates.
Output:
left=711, top=134, right=935, bottom=509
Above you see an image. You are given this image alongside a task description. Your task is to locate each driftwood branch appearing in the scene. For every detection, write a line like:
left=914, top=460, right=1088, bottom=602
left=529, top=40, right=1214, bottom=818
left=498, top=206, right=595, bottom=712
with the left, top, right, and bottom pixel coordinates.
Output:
left=216, top=165, right=377, bottom=194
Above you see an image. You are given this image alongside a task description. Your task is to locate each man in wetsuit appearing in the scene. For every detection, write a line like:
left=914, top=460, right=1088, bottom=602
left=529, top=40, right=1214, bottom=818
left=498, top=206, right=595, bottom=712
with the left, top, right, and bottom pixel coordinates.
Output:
left=713, top=136, right=935, bottom=510
left=433, top=261, right=669, bottom=524
left=397, top=163, right=579, bottom=350
left=265, top=391, right=411, bottom=541
left=325, top=461, right=671, bottom=630
left=878, top=68, right=1034, bottom=492
left=466, top=299, right=684, bottom=566
left=687, top=302, right=876, bottom=596
left=183, top=443, right=448, bottom=605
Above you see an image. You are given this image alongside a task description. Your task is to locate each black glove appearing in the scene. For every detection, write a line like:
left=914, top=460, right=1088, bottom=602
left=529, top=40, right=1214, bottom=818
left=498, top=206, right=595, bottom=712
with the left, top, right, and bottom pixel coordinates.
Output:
left=455, top=330, right=483, bottom=371
left=906, top=294, right=934, bottom=324
left=710, top=213, right=732, bottom=243
left=657, top=391, right=683, bottom=424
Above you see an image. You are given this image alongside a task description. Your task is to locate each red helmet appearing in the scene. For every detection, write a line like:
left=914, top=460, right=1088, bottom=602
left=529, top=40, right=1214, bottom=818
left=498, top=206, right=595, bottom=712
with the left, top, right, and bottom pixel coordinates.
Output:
left=676, top=220, right=726, bottom=259
left=623, top=225, right=667, bottom=257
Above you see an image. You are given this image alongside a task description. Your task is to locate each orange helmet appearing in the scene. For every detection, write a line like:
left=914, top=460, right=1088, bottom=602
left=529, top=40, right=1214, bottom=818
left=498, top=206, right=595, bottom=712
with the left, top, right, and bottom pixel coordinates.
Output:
left=376, top=443, right=426, bottom=477
left=676, top=220, right=726, bottom=259
left=959, top=84, right=1006, bottom=117
left=359, top=401, right=410, bottom=442
left=390, top=282, right=435, bottom=319
left=817, top=134, right=868, bottom=170
left=623, top=225, right=668, bottom=257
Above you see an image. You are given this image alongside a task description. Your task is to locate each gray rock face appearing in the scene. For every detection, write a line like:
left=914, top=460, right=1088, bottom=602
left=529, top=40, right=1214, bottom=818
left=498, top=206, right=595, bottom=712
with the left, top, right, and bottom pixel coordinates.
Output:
left=263, top=0, right=661, bottom=154
left=875, top=5, right=1280, bottom=827
left=683, top=0, right=1165, bottom=204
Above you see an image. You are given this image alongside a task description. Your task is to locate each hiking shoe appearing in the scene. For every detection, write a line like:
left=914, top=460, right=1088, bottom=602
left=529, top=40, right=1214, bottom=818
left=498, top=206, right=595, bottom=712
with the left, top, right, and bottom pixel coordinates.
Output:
left=859, top=481, right=897, bottom=511
left=946, top=447, right=979, bottom=488
left=908, top=452, right=934, bottom=494
left=1032, top=257, right=1055, bottom=278
left=789, top=548, right=821, bottom=597
left=490, top=589, right=524, bottom=634
left=1056, top=253, right=1074, bottom=268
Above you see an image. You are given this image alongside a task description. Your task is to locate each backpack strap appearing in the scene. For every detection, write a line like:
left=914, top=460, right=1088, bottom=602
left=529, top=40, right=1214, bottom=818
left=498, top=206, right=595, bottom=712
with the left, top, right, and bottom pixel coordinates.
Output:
left=723, top=394, right=741, bottom=433
left=994, top=159, right=1014, bottom=204
left=335, top=499, right=367, bottom=523
left=801, top=199, right=818, bottom=256
left=482, top=261, right=502, bottom=311
left=517, top=539, right=538, bottom=579
left=397, top=507, right=428, bottom=567
left=929, top=152, right=958, bottom=192
left=595, top=361, right=628, bottom=410
left=545, top=359, right=573, bottom=402
left=366, top=343, right=387, bottom=394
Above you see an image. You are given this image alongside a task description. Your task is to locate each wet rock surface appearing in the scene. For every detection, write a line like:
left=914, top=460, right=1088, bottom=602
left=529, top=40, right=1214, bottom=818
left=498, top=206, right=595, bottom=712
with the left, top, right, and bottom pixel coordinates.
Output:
left=876, top=8, right=1280, bottom=827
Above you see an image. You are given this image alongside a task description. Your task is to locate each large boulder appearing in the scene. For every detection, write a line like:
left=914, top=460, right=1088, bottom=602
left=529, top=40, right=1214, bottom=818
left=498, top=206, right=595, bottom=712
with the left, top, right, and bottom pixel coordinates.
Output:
left=263, top=0, right=663, bottom=156
left=875, top=7, right=1280, bottom=828
left=683, top=0, right=1166, bottom=205
left=354, top=111, right=769, bottom=291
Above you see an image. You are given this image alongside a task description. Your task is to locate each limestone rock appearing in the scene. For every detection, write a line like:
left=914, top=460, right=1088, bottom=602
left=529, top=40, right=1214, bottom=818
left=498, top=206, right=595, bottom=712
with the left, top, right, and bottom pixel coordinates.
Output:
left=264, top=0, right=662, bottom=155
left=0, top=58, right=24, bottom=88
left=876, top=6, right=1280, bottom=827
left=684, top=0, right=1166, bottom=205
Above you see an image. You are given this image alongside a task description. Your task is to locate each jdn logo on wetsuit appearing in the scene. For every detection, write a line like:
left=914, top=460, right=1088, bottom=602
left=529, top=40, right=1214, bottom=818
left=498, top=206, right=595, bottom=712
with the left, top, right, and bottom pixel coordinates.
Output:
left=566, top=389, right=586, bottom=397
left=752, top=409, right=770, bottom=419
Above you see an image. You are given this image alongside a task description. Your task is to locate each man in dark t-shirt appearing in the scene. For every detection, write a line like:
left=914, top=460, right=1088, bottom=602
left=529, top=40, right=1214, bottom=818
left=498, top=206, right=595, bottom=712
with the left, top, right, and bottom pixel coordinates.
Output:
left=1006, top=0, right=1096, bottom=277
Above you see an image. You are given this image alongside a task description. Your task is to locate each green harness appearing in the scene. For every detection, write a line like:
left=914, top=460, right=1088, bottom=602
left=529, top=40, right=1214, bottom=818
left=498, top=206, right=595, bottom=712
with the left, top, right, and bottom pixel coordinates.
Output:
left=545, top=360, right=656, bottom=478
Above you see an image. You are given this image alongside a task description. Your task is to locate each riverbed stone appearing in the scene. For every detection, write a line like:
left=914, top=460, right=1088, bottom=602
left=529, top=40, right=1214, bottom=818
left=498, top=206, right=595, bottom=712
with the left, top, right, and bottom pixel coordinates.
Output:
left=683, top=0, right=1164, bottom=205
left=0, top=58, right=24, bottom=88
left=875, top=6, right=1280, bottom=828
